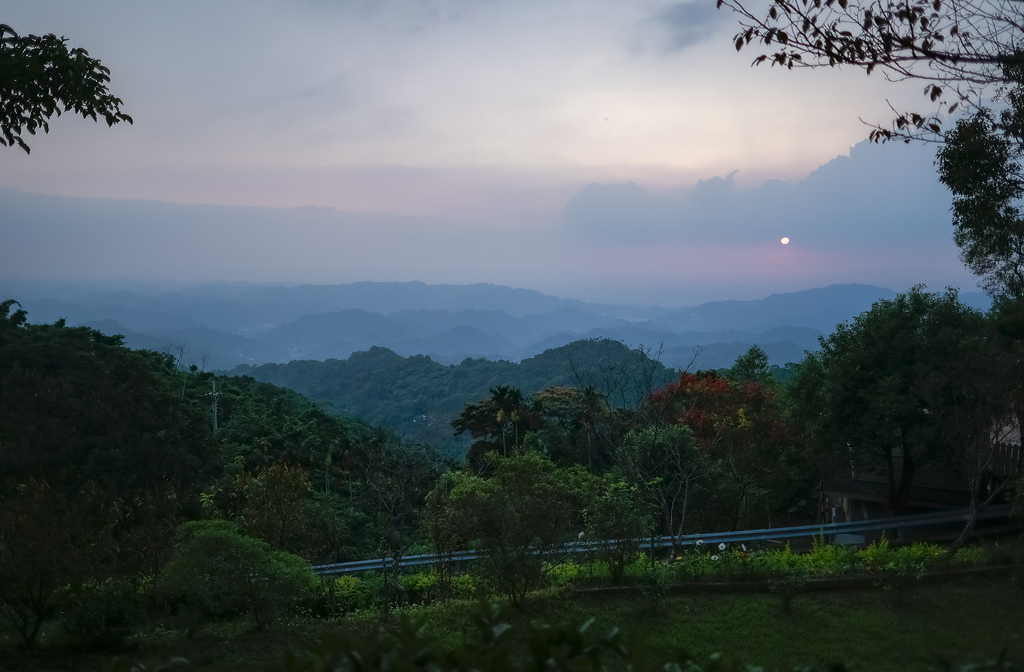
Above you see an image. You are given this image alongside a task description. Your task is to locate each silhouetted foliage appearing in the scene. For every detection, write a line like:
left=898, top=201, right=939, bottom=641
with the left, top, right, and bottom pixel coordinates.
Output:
left=0, top=24, right=132, bottom=153
left=720, top=0, right=1023, bottom=142
left=157, top=520, right=317, bottom=631
left=793, top=287, right=1005, bottom=515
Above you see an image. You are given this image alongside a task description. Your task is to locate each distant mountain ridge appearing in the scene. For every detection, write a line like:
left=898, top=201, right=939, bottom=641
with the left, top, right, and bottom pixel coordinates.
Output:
left=653, top=284, right=899, bottom=333
left=0, top=280, right=990, bottom=371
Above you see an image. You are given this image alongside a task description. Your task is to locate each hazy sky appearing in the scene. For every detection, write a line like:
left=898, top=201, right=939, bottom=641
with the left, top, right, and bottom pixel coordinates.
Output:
left=0, top=1, right=979, bottom=305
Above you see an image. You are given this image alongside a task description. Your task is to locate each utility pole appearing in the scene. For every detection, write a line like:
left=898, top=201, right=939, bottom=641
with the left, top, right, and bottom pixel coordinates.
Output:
left=206, top=380, right=220, bottom=433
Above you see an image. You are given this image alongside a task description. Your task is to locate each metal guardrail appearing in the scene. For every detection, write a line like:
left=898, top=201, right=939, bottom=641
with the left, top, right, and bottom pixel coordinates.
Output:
left=313, top=504, right=1013, bottom=575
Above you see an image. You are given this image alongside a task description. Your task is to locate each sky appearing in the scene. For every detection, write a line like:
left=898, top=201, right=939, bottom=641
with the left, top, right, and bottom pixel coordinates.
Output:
left=0, top=0, right=980, bottom=306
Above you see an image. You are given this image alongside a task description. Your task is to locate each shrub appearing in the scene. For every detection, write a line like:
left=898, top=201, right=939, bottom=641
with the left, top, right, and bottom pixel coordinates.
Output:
left=400, top=571, right=438, bottom=604
left=752, top=543, right=803, bottom=577
left=358, top=572, right=387, bottom=610
left=857, top=536, right=897, bottom=571
left=157, top=520, right=318, bottom=630
left=317, top=574, right=365, bottom=616
left=894, top=542, right=945, bottom=568
left=584, top=478, right=649, bottom=584
left=716, top=546, right=753, bottom=581
left=804, top=536, right=857, bottom=575
left=332, top=575, right=363, bottom=604
left=545, top=560, right=582, bottom=586
left=984, top=540, right=1018, bottom=567
left=952, top=545, right=986, bottom=567
left=61, top=576, right=144, bottom=648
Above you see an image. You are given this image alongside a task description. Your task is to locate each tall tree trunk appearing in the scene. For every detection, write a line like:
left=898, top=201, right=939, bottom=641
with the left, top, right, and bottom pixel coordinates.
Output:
left=888, top=448, right=916, bottom=514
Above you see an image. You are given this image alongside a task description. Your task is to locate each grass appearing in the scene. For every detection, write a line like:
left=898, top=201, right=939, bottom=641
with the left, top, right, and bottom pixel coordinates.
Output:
left=554, top=577, right=1023, bottom=671
left=5, top=574, right=1020, bottom=671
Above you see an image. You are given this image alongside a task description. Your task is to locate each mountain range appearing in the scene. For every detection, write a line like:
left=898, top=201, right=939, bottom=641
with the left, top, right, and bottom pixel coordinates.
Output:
left=0, top=280, right=991, bottom=372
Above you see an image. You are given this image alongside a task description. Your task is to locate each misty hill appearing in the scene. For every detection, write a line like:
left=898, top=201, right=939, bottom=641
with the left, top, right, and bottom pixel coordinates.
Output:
left=228, top=281, right=669, bottom=320
left=232, top=338, right=676, bottom=453
left=81, top=320, right=289, bottom=369
left=653, top=284, right=898, bottom=333
left=1, top=279, right=988, bottom=371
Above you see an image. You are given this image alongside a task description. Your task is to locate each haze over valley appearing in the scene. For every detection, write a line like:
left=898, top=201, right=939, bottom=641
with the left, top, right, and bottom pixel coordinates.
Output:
left=2, top=279, right=990, bottom=373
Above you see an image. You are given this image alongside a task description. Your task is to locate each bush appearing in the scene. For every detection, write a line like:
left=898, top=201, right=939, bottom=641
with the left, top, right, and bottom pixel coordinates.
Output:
left=545, top=560, right=583, bottom=586
left=157, top=520, right=318, bottom=630
left=751, top=543, right=804, bottom=577
left=893, top=542, right=945, bottom=568
left=61, top=576, right=144, bottom=648
left=316, top=574, right=364, bottom=617
left=332, top=575, right=364, bottom=605
left=451, top=571, right=483, bottom=600
left=804, top=536, right=857, bottom=575
left=400, top=571, right=438, bottom=604
left=952, top=545, right=986, bottom=567
left=857, top=536, right=897, bottom=570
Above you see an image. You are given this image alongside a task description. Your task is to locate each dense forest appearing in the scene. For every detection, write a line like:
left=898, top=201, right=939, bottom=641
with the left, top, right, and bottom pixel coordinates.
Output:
left=3, top=282, right=1019, bottom=652
left=231, top=338, right=679, bottom=454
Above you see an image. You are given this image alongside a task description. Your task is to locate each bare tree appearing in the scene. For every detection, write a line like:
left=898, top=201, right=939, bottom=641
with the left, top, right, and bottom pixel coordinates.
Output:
left=614, top=425, right=711, bottom=559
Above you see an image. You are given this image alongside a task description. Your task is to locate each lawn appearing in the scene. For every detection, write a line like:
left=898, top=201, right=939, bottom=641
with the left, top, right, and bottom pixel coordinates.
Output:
left=3, top=575, right=1021, bottom=671
left=549, top=576, right=1022, bottom=671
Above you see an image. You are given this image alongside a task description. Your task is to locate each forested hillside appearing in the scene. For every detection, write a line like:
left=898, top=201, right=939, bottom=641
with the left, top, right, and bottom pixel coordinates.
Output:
left=3, top=284, right=1020, bottom=657
left=0, top=300, right=450, bottom=646
left=231, top=338, right=677, bottom=453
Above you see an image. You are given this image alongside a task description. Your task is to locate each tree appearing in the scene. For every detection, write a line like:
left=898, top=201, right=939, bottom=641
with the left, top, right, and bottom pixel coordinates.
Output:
left=534, top=385, right=617, bottom=471
left=423, top=470, right=483, bottom=600
left=614, top=424, right=707, bottom=557
left=157, top=520, right=317, bottom=631
left=915, top=311, right=1021, bottom=548
left=796, top=286, right=1000, bottom=514
left=231, top=462, right=313, bottom=552
left=0, top=306, right=221, bottom=596
left=645, top=368, right=806, bottom=531
left=1, top=24, right=132, bottom=153
left=348, top=436, right=444, bottom=608
left=0, top=479, right=114, bottom=648
left=719, top=0, right=1022, bottom=141
left=426, top=453, right=591, bottom=604
left=936, top=80, right=1024, bottom=302
left=583, top=476, right=651, bottom=583
left=728, top=345, right=772, bottom=385
left=453, top=386, right=543, bottom=465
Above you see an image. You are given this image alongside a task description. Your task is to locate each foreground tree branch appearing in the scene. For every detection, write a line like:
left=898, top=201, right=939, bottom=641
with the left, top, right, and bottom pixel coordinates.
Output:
left=0, top=23, right=132, bottom=153
left=718, top=0, right=1024, bottom=140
